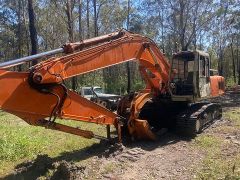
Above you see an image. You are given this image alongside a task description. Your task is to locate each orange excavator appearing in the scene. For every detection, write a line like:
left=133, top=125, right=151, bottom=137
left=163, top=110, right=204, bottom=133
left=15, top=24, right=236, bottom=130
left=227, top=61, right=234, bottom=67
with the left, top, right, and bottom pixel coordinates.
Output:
left=0, top=29, right=225, bottom=142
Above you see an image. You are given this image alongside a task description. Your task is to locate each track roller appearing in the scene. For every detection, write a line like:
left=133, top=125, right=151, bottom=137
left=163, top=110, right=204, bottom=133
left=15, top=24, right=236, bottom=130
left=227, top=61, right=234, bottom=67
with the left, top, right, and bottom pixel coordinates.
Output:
left=176, top=102, right=222, bottom=135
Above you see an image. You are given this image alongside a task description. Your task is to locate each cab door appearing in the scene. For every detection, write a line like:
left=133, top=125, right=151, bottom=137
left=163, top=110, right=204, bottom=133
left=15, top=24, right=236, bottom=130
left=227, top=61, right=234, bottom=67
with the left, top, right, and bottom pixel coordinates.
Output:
left=198, top=54, right=211, bottom=98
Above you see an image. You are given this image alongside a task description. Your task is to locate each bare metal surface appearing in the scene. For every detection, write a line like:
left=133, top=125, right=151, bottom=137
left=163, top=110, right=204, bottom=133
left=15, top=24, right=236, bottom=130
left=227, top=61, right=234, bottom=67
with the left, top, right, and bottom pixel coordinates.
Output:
left=0, top=48, right=64, bottom=68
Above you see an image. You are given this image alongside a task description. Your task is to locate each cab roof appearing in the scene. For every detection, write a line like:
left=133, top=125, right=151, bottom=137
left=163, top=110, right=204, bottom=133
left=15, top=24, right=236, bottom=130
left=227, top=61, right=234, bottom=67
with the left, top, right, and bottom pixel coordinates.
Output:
left=173, top=50, right=209, bottom=61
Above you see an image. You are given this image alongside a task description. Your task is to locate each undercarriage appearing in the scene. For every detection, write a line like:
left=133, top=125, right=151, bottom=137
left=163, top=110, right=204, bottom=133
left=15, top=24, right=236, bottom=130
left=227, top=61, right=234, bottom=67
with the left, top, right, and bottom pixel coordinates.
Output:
left=117, top=93, right=222, bottom=138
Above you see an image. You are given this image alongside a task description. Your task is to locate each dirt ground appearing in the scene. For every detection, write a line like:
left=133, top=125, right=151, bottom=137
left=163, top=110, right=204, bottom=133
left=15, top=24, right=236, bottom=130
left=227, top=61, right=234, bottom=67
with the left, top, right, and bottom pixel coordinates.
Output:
left=3, top=90, right=240, bottom=180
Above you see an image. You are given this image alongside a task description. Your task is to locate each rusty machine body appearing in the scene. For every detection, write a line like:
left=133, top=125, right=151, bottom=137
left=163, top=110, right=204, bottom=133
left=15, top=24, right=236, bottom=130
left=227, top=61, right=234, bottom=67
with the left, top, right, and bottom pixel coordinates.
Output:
left=0, top=30, right=224, bottom=141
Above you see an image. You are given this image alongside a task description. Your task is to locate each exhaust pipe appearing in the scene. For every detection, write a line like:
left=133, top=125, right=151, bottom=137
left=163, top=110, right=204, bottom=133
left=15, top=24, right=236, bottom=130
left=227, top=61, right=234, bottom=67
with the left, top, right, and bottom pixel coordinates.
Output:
left=0, top=48, right=64, bottom=69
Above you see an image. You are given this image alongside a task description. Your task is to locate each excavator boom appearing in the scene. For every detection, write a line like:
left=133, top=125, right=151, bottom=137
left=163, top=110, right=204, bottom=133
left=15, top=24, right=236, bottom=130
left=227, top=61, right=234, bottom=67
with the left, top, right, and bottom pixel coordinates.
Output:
left=0, top=29, right=170, bottom=141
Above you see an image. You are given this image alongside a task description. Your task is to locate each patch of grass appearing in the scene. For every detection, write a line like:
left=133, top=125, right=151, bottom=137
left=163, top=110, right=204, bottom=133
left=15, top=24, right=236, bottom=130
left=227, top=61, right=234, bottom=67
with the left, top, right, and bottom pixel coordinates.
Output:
left=193, top=109, right=240, bottom=179
left=197, top=155, right=240, bottom=180
left=194, top=135, right=221, bottom=150
left=224, top=108, right=240, bottom=127
left=0, top=111, right=108, bottom=177
left=225, top=77, right=238, bottom=88
left=102, top=162, right=117, bottom=174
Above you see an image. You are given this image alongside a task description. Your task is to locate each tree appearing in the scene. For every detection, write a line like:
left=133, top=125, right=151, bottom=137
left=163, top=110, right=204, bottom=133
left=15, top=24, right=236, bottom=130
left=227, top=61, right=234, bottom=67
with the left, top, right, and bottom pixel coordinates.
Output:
left=78, top=0, right=83, bottom=40
left=86, top=0, right=90, bottom=38
left=66, top=0, right=75, bottom=42
left=66, top=0, right=77, bottom=90
left=126, top=0, right=131, bottom=93
left=16, top=0, right=23, bottom=71
left=93, top=0, right=98, bottom=37
left=0, top=0, right=239, bottom=90
left=27, top=0, right=38, bottom=65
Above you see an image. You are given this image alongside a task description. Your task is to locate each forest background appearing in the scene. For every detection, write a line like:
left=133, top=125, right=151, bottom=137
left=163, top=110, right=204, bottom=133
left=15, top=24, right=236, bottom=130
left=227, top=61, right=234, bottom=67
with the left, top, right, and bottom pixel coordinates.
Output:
left=0, top=0, right=239, bottom=94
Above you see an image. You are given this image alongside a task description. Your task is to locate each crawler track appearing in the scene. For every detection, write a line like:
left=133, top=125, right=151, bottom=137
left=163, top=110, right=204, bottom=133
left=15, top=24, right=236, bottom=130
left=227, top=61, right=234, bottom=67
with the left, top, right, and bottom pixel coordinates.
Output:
left=176, top=102, right=222, bottom=135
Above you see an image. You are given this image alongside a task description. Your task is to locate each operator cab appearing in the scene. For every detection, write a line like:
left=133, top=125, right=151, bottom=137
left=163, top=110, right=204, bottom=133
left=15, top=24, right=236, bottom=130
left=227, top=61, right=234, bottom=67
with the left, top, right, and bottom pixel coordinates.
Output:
left=169, top=50, right=211, bottom=102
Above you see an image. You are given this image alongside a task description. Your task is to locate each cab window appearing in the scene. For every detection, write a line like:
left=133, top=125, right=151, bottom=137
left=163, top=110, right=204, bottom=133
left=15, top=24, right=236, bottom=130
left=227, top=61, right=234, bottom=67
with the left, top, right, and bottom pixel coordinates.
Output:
left=199, top=55, right=205, bottom=77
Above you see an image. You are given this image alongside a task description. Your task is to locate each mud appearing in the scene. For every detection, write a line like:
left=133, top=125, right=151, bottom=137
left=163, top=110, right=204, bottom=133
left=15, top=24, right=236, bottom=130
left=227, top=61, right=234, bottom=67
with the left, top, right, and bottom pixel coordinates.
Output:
left=50, top=161, right=85, bottom=180
left=3, top=155, right=85, bottom=180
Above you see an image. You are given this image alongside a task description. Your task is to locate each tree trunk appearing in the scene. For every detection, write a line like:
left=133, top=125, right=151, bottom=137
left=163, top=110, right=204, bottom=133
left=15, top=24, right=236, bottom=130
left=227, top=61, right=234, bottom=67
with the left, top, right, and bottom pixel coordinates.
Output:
left=66, top=0, right=74, bottom=42
left=93, top=0, right=98, bottom=37
left=218, top=46, right=224, bottom=76
left=78, top=0, right=82, bottom=40
left=66, top=0, right=77, bottom=90
left=160, top=10, right=165, bottom=53
left=237, top=36, right=240, bottom=85
left=78, top=0, right=84, bottom=85
left=27, top=0, right=38, bottom=66
left=23, top=1, right=30, bottom=57
left=179, top=0, right=186, bottom=51
left=17, top=0, right=22, bottom=71
left=230, top=42, right=236, bottom=83
left=86, top=0, right=90, bottom=38
left=126, top=0, right=131, bottom=93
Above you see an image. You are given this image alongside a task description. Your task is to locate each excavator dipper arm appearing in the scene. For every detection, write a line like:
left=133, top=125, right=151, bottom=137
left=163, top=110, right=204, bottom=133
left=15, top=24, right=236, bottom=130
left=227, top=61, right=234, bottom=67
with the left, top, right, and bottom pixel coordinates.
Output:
left=0, top=29, right=170, bottom=141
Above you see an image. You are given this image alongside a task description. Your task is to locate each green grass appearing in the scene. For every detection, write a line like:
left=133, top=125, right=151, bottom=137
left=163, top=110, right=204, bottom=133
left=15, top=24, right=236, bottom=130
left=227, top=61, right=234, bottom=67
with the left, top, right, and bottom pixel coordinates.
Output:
left=193, top=108, right=240, bottom=179
left=194, top=135, right=221, bottom=149
left=102, top=162, right=117, bottom=174
left=225, top=77, right=238, bottom=88
left=197, top=155, right=240, bottom=180
left=1, top=108, right=240, bottom=179
left=224, top=108, right=240, bottom=127
left=0, top=111, right=107, bottom=177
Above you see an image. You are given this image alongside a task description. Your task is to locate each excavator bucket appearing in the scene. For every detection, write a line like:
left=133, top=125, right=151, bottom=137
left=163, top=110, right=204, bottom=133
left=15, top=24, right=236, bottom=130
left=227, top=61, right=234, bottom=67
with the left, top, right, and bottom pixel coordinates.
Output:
left=125, top=93, right=157, bottom=140
left=128, top=119, right=156, bottom=140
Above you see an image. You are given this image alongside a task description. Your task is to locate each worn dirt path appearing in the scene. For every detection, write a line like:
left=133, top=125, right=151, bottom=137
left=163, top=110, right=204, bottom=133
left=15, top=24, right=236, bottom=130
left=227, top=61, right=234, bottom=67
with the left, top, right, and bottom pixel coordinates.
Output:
left=82, top=90, right=240, bottom=180
left=90, top=134, right=202, bottom=180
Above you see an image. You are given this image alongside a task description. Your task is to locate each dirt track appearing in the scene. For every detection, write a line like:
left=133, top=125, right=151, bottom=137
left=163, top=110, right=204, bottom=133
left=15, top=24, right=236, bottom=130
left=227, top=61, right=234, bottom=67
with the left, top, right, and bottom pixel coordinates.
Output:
left=3, top=132, right=204, bottom=180
left=89, top=134, right=202, bottom=180
left=3, top=91, right=240, bottom=180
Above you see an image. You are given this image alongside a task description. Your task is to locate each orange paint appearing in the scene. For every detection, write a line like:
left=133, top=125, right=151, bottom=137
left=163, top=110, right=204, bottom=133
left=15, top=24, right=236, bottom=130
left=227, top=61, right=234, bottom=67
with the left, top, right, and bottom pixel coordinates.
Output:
left=0, top=30, right=225, bottom=141
left=0, top=30, right=170, bottom=140
left=210, top=76, right=225, bottom=97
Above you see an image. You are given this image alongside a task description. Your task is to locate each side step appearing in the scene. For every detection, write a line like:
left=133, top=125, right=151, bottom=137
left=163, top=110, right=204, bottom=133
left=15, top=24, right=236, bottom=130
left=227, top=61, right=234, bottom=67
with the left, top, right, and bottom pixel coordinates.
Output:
left=176, top=102, right=222, bottom=135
